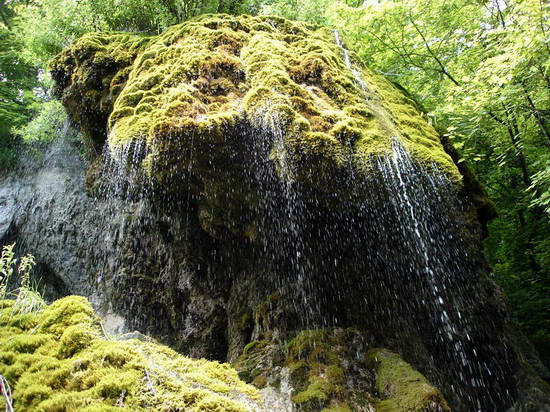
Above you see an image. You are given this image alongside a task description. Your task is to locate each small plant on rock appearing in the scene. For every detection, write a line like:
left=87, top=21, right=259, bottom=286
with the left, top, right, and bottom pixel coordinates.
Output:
left=0, top=244, right=16, bottom=301
left=13, top=253, right=45, bottom=315
left=0, top=243, right=45, bottom=315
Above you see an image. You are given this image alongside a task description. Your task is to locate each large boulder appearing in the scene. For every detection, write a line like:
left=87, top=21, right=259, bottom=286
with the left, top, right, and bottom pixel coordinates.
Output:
left=0, top=13, right=545, bottom=412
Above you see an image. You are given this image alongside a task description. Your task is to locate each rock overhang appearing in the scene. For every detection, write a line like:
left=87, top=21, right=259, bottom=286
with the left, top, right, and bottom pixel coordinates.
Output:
left=51, top=13, right=461, bottom=196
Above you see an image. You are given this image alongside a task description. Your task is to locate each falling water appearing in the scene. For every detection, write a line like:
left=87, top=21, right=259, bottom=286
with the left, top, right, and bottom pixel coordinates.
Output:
left=382, top=140, right=456, bottom=342
left=97, top=137, right=149, bottom=201
left=331, top=30, right=512, bottom=410
left=334, top=30, right=367, bottom=93
left=87, top=32, right=517, bottom=411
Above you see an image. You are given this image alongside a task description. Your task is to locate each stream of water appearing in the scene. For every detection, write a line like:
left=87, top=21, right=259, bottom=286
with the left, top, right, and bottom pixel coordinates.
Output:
left=332, top=30, right=511, bottom=410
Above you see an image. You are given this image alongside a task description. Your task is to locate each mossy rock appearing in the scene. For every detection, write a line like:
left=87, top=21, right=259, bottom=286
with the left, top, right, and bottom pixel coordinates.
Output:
left=51, top=33, right=152, bottom=151
left=233, top=329, right=454, bottom=412
left=0, top=296, right=260, bottom=411
left=367, top=348, right=451, bottom=412
left=52, top=14, right=461, bottom=201
left=234, top=339, right=274, bottom=385
left=285, top=329, right=363, bottom=411
left=234, top=328, right=374, bottom=411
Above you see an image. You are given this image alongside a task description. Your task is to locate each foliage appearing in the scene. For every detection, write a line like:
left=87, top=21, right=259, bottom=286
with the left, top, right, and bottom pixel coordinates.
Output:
left=11, top=253, right=44, bottom=317
left=16, top=0, right=167, bottom=66
left=0, top=244, right=17, bottom=301
left=14, top=0, right=264, bottom=68
left=0, top=243, right=45, bottom=317
left=0, top=295, right=260, bottom=411
left=0, top=25, right=38, bottom=170
left=12, top=100, right=69, bottom=144
left=261, top=0, right=331, bottom=25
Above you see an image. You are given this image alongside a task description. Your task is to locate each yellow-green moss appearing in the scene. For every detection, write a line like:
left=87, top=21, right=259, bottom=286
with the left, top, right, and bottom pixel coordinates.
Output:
left=366, top=348, right=451, bottom=412
left=243, top=340, right=261, bottom=354
left=0, top=296, right=260, bottom=411
left=292, top=375, right=328, bottom=404
left=51, top=32, right=152, bottom=149
left=321, top=406, right=353, bottom=412
left=53, top=13, right=461, bottom=189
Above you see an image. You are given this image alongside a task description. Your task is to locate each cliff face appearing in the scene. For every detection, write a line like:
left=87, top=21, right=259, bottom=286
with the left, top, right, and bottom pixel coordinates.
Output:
left=1, top=13, right=549, bottom=412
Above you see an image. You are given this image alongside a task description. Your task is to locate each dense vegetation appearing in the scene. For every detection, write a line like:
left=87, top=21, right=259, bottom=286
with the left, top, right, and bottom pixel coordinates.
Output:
left=0, top=0, right=548, bottom=369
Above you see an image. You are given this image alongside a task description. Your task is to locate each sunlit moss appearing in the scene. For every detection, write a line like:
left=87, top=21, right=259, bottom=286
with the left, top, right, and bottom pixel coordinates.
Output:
left=0, top=296, right=260, bottom=411
left=51, top=33, right=152, bottom=149
left=367, top=348, right=451, bottom=412
left=53, top=13, right=461, bottom=191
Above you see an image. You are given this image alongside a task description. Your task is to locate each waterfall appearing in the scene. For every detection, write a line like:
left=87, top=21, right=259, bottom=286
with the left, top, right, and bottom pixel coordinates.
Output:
left=373, top=142, right=488, bottom=409
left=85, top=30, right=516, bottom=411
left=332, top=30, right=510, bottom=410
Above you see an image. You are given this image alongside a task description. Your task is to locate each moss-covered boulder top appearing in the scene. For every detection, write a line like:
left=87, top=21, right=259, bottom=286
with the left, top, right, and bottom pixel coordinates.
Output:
left=0, top=296, right=261, bottom=411
left=52, top=13, right=460, bottom=192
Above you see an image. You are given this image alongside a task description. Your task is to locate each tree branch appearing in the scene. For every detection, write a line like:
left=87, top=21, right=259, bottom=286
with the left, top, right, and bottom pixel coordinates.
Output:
left=522, top=83, right=550, bottom=148
left=408, top=10, right=460, bottom=86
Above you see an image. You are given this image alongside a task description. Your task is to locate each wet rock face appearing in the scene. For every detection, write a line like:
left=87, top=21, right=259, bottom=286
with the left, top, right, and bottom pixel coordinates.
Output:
left=0, top=139, right=230, bottom=358
left=3, top=12, right=548, bottom=412
left=3, top=135, right=547, bottom=412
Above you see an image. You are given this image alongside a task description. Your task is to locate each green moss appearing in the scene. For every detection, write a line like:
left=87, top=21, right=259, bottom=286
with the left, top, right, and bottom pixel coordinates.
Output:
left=292, top=375, right=328, bottom=404
left=239, top=312, right=252, bottom=331
left=321, top=406, right=353, bottom=412
left=0, top=296, right=260, bottom=411
left=366, top=348, right=451, bottom=412
left=195, top=394, right=249, bottom=412
left=58, top=324, right=97, bottom=357
left=284, top=329, right=352, bottom=410
left=254, top=293, right=281, bottom=337
left=243, top=340, right=260, bottom=354
left=234, top=330, right=452, bottom=411
left=235, top=328, right=366, bottom=411
left=53, top=13, right=461, bottom=191
left=40, top=295, right=97, bottom=336
left=51, top=32, right=152, bottom=149
left=3, top=334, right=50, bottom=353
left=252, top=374, right=267, bottom=389
left=325, top=365, right=345, bottom=389
left=233, top=339, right=272, bottom=384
